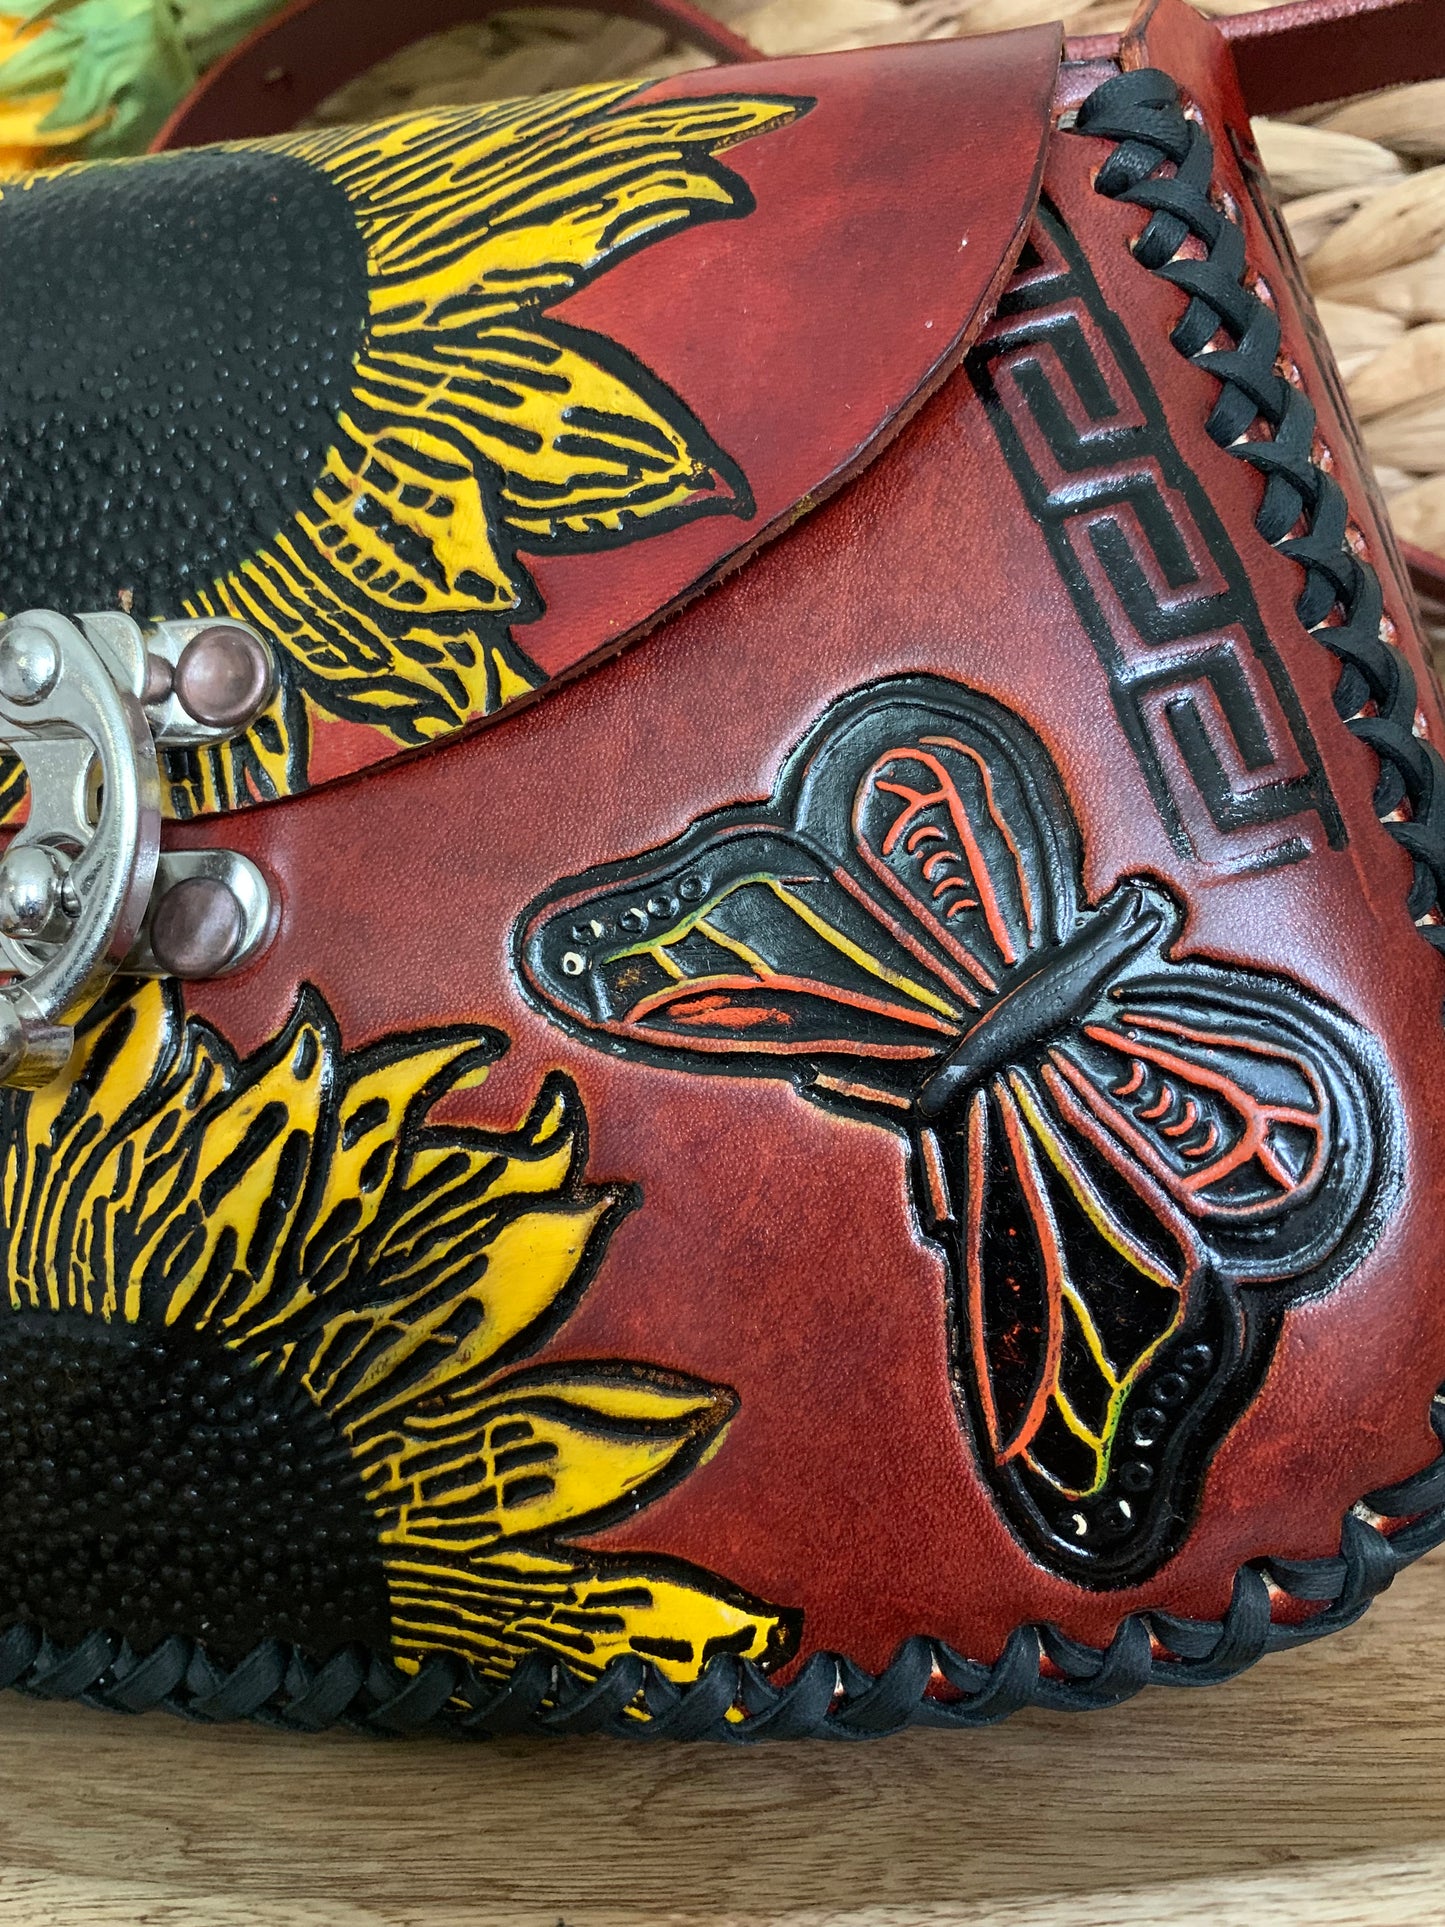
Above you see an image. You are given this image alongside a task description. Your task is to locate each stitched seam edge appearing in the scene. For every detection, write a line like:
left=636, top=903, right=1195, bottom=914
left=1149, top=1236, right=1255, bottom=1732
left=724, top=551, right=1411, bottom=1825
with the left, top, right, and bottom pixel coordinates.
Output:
left=6, top=68, right=1443, bottom=1744
left=2, top=1395, right=1441, bottom=1737
left=1074, top=65, right=1445, bottom=946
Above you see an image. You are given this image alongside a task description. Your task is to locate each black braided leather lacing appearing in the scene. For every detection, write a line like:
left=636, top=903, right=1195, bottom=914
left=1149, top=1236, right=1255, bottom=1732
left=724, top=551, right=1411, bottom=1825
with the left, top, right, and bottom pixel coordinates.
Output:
left=3, top=1391, right=1442, bottom=1738
left=1075, top=67, right=1445, bottom=951
left=8, top=67, right=1445, bottom=1744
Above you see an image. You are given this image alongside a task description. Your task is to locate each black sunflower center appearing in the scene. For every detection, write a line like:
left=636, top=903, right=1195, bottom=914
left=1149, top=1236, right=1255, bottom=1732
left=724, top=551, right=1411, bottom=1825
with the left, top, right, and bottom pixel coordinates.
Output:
left=0, top=147, right=368, bottom=622
left=0, top=1312, right=389, bottom=1662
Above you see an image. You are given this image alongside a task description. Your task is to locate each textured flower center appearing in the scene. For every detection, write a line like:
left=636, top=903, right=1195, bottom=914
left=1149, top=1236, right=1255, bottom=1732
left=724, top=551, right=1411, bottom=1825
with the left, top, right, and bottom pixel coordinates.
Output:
left=0, top=147, right=368, bottom=622
left=0, top=1314, right=388, bottom=1660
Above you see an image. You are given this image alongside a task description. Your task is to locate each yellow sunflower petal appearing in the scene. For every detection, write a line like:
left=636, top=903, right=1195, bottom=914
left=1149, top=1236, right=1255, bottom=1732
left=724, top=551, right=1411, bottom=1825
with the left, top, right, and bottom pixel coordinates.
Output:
left=386, top=1544, right=794, bottom=1683
left=581, top=1562, right=791, bottom=1681
left=368, top=1368, right=733, bottom=1551
left=309, top=89, right=799, bottom=322
left=160, top=999, right=330, bottom=1333
left=197, top=400, right=537, bottom=740
left=477, top=1103, right=572, bottom=1202
left=292, top=84, right=640, bottom=255
left=1, top=982, right=179, bottom=1313
left=442, top=320, right=743, bottom=545
left=332, top=1191, right=614, bottom=1425
left=306, top=407, right=529, bottom=622
left=404, top=165, right=737, bottom=323
left=244, top=1028, right=498, bottom=1343
left=591, top=94, right=806, bottom=158
left=197, top=534, right=521, bottom=746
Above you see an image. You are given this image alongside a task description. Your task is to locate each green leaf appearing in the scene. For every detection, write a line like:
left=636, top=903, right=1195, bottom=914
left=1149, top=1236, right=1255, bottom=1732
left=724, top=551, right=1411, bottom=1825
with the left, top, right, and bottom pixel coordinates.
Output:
left=176, top=0, right=283, bottom=71
left=0, top=0, right=197, bottom=155
left=58, top=0, right=189, bottom=150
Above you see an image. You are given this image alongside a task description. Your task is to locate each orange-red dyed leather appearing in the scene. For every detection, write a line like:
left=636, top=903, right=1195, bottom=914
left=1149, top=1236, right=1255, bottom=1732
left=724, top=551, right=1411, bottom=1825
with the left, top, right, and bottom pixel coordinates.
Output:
left=176, top=32, right=1065, bottom=809
left=167, top=4, right=1445, bottom=1668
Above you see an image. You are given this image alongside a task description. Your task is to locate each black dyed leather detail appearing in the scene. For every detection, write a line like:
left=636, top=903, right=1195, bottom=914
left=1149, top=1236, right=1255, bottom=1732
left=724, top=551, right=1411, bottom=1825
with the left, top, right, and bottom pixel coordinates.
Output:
left=1075, top=67, right=1445, bottom=955
left=1, top=1392, right=1442, bottom=1736
left=0, top=147, right=368, bottom=624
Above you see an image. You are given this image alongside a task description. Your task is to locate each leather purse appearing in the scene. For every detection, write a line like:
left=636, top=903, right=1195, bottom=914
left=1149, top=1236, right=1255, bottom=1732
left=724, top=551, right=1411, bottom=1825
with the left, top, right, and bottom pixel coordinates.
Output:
left=1, top=0, right=1443, bottom=1740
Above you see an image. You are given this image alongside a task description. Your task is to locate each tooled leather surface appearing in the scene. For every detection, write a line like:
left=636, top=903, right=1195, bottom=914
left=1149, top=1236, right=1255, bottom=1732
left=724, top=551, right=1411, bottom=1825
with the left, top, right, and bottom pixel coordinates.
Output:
left=1121, top=0, right=1443, bottom=730
left=168, top=21, right=1445, bottom=1672
left=516, top=35, right=1060, bottom=686
left=0, top=35, right=1060, bottom=818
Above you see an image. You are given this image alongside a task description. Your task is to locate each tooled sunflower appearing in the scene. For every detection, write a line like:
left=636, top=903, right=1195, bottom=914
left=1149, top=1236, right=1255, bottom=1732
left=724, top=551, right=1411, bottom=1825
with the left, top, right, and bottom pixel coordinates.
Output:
left=0, top=981, right=796, bottom=1683
left=0, top=82, right=807, bottom=817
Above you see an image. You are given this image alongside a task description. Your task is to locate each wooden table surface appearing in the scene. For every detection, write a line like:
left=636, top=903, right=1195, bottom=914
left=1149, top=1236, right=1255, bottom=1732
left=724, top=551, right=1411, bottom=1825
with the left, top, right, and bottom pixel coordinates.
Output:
left=0, top=1545, right=1440, bottom=1927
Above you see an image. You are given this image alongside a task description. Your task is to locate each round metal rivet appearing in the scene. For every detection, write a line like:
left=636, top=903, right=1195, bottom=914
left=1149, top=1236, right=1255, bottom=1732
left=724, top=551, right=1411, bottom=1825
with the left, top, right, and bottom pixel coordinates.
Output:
left=678, top=876, right=705, bottom=902
left=1153, top=1372, right=1189, bottom=1407
left=142, top=653, right=174, bottom=705
left=0, top=628, right=59, bottom=706
left=173, top=625, right=271, bottom=731
left=149, top=876, right=246, bottom=979
left=0, top=846, right=63, bottom=938
left=618, top=907, right=648, bottom=933
left=1119, top=1459, right=1154, bottom=1493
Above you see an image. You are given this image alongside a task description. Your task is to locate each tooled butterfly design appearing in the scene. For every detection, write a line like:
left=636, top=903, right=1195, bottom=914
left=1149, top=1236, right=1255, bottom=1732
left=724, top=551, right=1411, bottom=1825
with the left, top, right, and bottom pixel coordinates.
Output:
left=517, top=676, right=1399, bottom=1586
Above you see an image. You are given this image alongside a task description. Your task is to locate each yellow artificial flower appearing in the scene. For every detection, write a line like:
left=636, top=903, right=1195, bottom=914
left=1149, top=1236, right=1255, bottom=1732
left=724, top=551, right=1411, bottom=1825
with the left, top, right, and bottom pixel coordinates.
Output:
left=0, top=0, right=275, bottom=167
left=0, top=8, right=125, bottom=169
left=0, top=15, right=87, bottom=169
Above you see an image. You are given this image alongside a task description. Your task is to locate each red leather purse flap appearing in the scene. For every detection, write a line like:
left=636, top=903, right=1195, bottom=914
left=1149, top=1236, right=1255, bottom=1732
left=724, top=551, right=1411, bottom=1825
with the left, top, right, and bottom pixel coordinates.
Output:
left=0, top=31, right=1061, bottom=819
left=511, top=33, right=1062, bottom=693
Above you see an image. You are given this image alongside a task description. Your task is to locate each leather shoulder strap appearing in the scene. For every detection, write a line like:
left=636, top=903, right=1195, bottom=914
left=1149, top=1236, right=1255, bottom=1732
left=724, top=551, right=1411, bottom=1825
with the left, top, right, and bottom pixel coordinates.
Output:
left=152, top=0, right=763, bottom=147
left=1073, top=0, right=1445, bottom=117
left=154, top=0, right=1445, bottom=155
left=1220, top=0, right=1445, bottom=115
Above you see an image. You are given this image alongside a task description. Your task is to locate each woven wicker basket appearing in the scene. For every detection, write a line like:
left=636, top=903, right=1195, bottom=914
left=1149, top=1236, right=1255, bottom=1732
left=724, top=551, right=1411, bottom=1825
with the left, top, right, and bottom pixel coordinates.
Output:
left=314, top=0, right=1445, bottom=664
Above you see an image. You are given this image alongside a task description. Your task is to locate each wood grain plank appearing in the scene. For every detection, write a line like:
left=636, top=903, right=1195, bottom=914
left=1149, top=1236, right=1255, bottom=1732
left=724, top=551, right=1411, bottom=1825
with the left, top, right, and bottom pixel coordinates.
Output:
left=0, top=1544, right=1441, bottom=1927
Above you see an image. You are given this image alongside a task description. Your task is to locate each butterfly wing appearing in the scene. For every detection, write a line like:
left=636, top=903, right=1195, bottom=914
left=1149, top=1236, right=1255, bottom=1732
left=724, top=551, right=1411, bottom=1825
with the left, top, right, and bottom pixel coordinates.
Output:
left=938, top=950, right=1389, bottom=1582
left=519, top=821, right=971, bottom=1111
left=791, top=675, right=1083, bottom=984
left=519, top=677, right=1088, bottom=1109
left=1042, top=960, right=1386, bottom=1285
left=936, top=1064, right=1232, bottom=1581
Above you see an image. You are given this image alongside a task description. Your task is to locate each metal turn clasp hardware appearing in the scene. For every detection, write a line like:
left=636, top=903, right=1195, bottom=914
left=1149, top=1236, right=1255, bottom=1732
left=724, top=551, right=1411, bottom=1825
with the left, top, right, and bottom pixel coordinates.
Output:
left=0, top=610, right=277, bottom=1089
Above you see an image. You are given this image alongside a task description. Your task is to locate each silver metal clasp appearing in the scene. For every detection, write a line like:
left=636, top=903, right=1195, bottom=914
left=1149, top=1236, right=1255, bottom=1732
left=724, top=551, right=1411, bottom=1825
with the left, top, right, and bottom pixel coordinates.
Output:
left=0, top=610, right=277, bottom=1088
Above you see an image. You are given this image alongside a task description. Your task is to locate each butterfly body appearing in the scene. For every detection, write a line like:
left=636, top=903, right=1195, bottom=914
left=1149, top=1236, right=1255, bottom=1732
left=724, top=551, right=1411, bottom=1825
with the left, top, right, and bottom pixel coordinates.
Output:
left=916, top=882, right=1165, bottom=1121
left=519, top=676, right=1398, bottom=1585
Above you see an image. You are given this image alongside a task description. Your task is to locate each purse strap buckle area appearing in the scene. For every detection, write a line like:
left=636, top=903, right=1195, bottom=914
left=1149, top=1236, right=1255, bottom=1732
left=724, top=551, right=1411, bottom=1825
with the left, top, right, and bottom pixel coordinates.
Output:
left=0, top=610, right=275, bottom=1089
